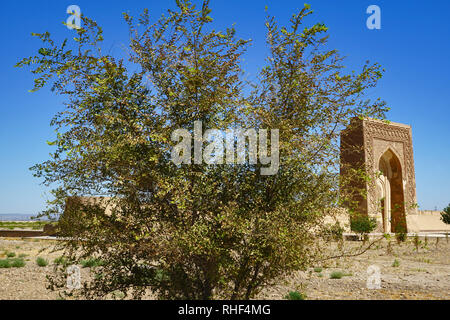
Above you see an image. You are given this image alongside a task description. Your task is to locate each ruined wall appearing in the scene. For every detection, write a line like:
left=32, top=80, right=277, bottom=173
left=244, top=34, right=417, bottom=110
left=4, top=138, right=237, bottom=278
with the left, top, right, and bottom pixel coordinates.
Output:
left=340, top=117, right=419, bottom=233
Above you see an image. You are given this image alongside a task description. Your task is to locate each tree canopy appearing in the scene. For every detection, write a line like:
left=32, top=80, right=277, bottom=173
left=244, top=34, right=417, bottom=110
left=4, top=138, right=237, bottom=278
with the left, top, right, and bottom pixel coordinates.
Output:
left=17, top=0, right=387, bottom=299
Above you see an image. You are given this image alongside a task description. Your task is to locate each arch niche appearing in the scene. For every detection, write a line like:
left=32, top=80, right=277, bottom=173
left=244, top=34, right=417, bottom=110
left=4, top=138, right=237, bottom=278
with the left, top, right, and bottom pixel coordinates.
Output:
left=377, top=149, right=407, bottom=233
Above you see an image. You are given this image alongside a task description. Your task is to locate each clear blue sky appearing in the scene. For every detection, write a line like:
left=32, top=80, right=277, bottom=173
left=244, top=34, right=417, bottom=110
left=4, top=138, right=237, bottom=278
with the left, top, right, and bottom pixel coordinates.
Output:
left=1, top=0, right=449, bottom=214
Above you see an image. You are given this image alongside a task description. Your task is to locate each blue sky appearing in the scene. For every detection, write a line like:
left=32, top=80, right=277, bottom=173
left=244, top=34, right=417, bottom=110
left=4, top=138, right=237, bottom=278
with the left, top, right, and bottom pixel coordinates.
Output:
left=0, top=0, right=449, bottom=214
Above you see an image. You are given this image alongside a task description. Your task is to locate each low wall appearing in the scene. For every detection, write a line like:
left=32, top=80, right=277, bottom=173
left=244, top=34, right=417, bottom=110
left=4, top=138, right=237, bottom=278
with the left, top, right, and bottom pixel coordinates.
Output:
left=324, top=209, right=450, bottom=233
left=0, top=230, right=46, bottom=238
left=409, top=210, right=450, bottom=232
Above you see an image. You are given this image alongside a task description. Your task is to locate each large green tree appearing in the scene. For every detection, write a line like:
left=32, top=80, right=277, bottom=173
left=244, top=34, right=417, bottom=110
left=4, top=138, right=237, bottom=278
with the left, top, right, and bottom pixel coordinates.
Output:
left=17, top=1, right=387, bottom=299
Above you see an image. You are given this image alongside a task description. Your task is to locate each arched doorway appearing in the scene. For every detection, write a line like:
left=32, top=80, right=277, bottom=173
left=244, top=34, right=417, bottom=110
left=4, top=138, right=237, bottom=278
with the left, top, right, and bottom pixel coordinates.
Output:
left=377, top=149, right=407, bottom=233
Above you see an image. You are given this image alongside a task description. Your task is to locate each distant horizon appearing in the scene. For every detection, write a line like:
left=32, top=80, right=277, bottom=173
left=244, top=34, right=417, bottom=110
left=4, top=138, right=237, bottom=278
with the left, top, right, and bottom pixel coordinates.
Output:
left=0, top=213, right=36, bottom=215
left=0, top=213, right=49, bottom=221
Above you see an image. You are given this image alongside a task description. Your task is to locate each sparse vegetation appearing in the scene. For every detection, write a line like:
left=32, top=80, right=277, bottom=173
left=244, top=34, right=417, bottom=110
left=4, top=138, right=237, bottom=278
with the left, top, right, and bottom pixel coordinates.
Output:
left=330, top=271, right=344, bottom=279
left=54, top=256, right=69, bottom=266
left=36, top=257, right=49, bottom=267
left=112, top=291, right=126, bottom=300
left=385, top=235, right=393, bottom=255
left=0, top=238, right=450, bottom=299
left=11, top=258, right=25, bottom=268
left=314, top=267, right=323, bottom=273
left=6, top=251, right=16, bottom=258
left=329, top=270, right=352, bottom=279
left=413, top=234, right=421, bottom=252
left=0, top=259, right=11, bottom=268
left=80, top=258, right=104, bottom=268
left=392, top=259, right=400, bottom=267
left=285, top=291, right=307, bottom=300
left=396, top=231, right=407, bottom=244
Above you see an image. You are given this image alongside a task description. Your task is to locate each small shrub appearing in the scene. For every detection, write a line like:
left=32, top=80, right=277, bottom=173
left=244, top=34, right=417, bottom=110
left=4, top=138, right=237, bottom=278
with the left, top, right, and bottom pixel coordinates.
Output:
left=6, top=252, right=16, bottom=258
left=395, top=231, right=407, bottom=243
left=80, top=258, right=104, bottom=268
left=94, top=272, right=105, bottom=281
left=154, top=268, right=170, bottom=283
left=350, top=214, right=377, bottom=236
left=386, top=240, right=393, bottom=254
left=54, top=256, right=68, bottom=266
left=394, top=219, right=407, bottom=243
left=330, top=271, right=344, bottom=279
left=0, top=259, right=11, bottom=268
left=392, top=259, right=400, bottom=267
left=112, top=291, right=126, bottom=300
left=36, top=257, right=49, bottom=267
left=440, top=204, right=450, bottom=224
left=18, top=253, right=27, bottom=258
left=285, top=291, right=306, bottom=300
left=314, top=267, right=322, bottom=273
left=413, top=234, right=420, bottom=252
left=11, top=258, right=25, bottom=268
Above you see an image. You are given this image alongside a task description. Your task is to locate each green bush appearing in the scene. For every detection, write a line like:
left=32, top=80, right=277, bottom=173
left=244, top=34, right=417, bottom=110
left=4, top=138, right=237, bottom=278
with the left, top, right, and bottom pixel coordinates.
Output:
left=36, top=257, right=49, bottom=267
left=11, top=258, right=25, bottom=268
left=314, top=267, right=322, bottom=273
left=350, top=214, right=377, bottom=235
left=441, top=204, right=450, bottom=225
left=80, top=258, right=104, bottom=268
left=285, top=291, right=306, bottom=300
left=54, top=256, right=68, bottom=266
left=330, top=271, right=344, bottom=279
left=392, top=259, right=400, bottom=267
left=395, top=231, right=407, bottom=243
left=6, top=251, right=16, bottom=258
left=0, top=259, right=11, bottom=268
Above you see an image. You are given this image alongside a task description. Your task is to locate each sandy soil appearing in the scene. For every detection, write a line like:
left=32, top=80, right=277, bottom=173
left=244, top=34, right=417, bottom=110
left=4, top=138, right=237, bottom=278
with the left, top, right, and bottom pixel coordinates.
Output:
left=0, top=237, right=449, bottom=300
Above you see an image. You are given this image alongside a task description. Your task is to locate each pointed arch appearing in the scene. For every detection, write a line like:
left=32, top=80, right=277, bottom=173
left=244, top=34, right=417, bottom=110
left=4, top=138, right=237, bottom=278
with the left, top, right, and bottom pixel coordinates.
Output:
left=378, top=148, right=407, bottom=233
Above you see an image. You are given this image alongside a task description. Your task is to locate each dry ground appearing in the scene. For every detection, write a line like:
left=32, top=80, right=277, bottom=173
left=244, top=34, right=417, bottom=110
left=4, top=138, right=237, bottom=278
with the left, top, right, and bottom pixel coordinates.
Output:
left=0, top=236, right=449, bottom=300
